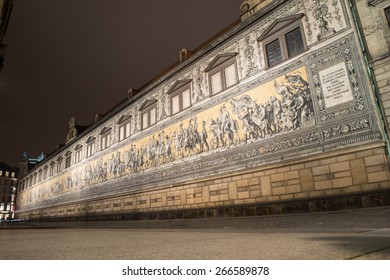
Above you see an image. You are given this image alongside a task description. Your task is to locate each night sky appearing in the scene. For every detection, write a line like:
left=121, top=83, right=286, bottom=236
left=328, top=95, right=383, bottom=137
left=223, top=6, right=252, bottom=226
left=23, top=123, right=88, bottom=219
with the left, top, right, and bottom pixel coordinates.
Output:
left=0, top=0, right=244, bottom=168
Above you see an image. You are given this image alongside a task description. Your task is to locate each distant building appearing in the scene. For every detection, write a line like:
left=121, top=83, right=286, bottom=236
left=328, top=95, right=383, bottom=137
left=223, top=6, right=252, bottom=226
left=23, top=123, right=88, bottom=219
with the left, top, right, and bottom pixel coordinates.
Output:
left=353, top=0, right=390, bottom=143
left=0, top=162, right=17, bottom=221
left=0, top=0, right=13, bottom=72
left=16, top=0, right=390, bottom=221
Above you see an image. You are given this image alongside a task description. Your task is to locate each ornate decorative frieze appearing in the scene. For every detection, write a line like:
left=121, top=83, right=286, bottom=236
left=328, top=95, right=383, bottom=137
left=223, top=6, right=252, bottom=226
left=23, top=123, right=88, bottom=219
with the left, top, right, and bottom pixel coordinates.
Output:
left=323, top=118, right=370, bottom=139
left=303, top=0, right=348, bottom=44
left=310, top=35, right=366, bottom=121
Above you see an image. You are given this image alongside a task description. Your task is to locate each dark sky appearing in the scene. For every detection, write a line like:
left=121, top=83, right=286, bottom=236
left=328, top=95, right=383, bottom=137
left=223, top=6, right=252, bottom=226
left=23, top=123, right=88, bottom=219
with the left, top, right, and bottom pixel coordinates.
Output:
left=0, top=0, right=244, bottom=168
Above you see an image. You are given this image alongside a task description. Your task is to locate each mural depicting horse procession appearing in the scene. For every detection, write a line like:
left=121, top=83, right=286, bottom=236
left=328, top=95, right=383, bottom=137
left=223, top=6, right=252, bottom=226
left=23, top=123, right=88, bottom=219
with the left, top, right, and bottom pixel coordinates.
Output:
left=21, top=68, right=316, bottom=203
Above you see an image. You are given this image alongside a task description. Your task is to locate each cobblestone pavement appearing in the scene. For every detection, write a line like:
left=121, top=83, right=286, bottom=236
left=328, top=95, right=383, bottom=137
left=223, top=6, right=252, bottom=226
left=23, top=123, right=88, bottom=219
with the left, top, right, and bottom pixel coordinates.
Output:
left=1, top=207, right=389, bottom=260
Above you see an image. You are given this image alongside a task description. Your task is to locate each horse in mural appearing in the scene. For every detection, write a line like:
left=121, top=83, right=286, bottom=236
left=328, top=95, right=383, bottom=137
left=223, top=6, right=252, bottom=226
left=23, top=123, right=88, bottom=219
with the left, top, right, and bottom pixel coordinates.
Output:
left=171, top=123, right=194, bottom=158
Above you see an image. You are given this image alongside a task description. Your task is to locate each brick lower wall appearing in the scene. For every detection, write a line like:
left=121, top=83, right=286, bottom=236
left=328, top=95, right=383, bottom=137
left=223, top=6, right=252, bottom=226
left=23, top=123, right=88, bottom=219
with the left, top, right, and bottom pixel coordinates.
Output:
left=16, top=142, right=390, bottom=221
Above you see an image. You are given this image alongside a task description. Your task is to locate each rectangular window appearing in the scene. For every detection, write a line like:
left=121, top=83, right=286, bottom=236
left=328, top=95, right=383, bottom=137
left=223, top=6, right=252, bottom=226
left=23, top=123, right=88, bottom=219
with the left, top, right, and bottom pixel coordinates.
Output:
left=50, top=164, right=55, bottom=176
left=171, top=94, right=180, bottom=115
left=102, top=136, right=106, bottom=149
left=119, top=125, right=125, bottom=141
left=101, top=133, right=111, bottom=150
left=206, top=54, right=238, bottom=96
left=224, top=63, right=238, bottom=88
left=150, top=108, right=156, bottom=126
left=57, top=161, right=62, bottom=173
left=169, top=83, right=192, bottom=116
left=87, top=142, right=95, bottom=158
left=119, top=122, right=131, bottom=142
left=260, top=16, right=306, bottom=68
left=75, top=148, right=82, bottom=163
left=142, top=113, right=148, bottom=130
left=142, top=108, right=157, bottom=128
left=385, top=7, right=390, bottom=26
left=266, top=39, right=282, bottom=67
left=285, top=27, right=304, bottom=58
left=65, top=156, right=71, bottom=169
left=211, top=72, right=223, bottom=95
left=140, top=100, right=157, bottom=130
left=182, top=89, right=191, bottom=109
left=125, top=122, right=131, bottom=138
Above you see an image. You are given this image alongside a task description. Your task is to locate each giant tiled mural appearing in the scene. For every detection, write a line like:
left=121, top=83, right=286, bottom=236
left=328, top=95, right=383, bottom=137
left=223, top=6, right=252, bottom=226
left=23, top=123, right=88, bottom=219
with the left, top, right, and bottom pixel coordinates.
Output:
left=18, top=67, right=317, bottom=205
left=17, top=0, right=382, bottom=212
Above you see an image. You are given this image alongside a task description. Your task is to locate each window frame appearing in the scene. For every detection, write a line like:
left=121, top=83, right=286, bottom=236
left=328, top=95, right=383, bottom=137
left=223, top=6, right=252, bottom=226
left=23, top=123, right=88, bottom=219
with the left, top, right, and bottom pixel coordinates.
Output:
left=208, top=59, right=238, bottom=96
left=49, top=162, right=55, bottom=176
left=43, top=166, right=48, bottom=180
left=33, top=173, right=37, bottom=185
left=86, top=137, right=96, bottom=158
left=264, top=38, right=283, bottom=67
left=56, top=157, right=63, bottom=173
left=140, top=99, right=158, bottom=130
left=65, top=151, right=72, bottom=169
left=259, top=14, right=307, bottom=69
left=99, top=127, right=112, bottom=151
left=118, top=115, right=132, bottom=142
left=75, top=145, right=83, bottom=164
left=100, top=131, right=111, bottom=151
left=38, top=169, right=42, bottom=183
left=167, top=80, right=192, bottom=116
left=385, top=6, right=390, bottom=27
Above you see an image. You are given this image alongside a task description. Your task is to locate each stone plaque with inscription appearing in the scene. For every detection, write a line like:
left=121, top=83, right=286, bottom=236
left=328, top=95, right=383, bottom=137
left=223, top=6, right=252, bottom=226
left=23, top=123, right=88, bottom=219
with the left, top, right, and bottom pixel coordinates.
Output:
left=319, top=62, right=354, bottom=108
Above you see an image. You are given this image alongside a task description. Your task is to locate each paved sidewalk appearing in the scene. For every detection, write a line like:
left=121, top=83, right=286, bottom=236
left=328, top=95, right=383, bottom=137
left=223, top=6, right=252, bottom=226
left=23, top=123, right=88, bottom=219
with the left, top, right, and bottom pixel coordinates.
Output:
left=1, top=207, right=389, bottom=259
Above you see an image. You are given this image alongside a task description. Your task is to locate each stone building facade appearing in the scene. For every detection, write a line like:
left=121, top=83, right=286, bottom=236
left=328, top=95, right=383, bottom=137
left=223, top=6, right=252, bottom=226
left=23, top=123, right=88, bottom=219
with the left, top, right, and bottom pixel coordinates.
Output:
left=0, top=163, right=17, bottom=221
left=353, top=0, right=390, bottom=140
left=16, top=0, right=390, bottom=221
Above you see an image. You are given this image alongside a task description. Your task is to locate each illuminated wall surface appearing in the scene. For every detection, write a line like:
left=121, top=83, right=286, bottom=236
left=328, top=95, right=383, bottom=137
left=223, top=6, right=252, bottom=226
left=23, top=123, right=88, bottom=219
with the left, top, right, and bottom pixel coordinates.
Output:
left=16, top=0, right=389, bottom=216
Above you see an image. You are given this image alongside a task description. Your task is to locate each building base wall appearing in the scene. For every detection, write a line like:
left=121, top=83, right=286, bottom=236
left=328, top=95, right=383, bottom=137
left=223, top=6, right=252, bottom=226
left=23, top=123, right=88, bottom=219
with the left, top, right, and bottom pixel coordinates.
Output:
left=16, top=142, right=390, bottom=221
